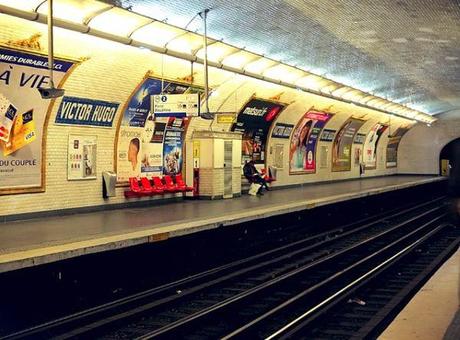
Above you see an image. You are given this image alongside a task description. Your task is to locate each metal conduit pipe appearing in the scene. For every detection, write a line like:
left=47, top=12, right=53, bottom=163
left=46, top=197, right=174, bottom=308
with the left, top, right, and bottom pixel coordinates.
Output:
left=0, top=4, right=425, bottom=123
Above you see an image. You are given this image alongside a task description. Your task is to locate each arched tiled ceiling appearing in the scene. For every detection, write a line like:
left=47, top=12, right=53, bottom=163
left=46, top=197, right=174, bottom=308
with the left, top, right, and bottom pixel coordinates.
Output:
left=125, top=0, right=460, bottom=116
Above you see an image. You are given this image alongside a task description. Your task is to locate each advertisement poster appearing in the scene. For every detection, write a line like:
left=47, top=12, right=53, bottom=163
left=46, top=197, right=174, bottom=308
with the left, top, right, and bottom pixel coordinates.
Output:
left=163, top=117, right=186, bottom=175
left=386, top=125, right=411, bottom=168
left=231, top=98, right=285, bottom=165
left=290, top=111, right=332, bottom=173
left=67, top=135, right=97, bottom=180
left=332, top=118, right=366, bottom=171
left=117, top=127, right=143, bottom=180
left=117, top=77, right=198, bottom=181
left=0, top=47, right=74, bottom=192
left=56, top=96, right=119, bottom=127
left=363, top=123, right=388, bottom=169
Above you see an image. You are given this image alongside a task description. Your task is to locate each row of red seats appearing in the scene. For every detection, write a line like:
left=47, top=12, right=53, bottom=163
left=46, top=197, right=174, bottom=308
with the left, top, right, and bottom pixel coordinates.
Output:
left=125, top=174, right=193, bottom=198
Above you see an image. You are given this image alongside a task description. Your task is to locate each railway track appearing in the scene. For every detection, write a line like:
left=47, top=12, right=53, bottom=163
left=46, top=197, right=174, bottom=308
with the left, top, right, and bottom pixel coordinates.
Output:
left=2, top=196, right=456, bottom=340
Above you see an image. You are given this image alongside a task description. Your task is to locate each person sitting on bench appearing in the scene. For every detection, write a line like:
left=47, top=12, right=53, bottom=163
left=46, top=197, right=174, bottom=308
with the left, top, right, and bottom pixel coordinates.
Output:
left=243, top=160, right=270, bottom=194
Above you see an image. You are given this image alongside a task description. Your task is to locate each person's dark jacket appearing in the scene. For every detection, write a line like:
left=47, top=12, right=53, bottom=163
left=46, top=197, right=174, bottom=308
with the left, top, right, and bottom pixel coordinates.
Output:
left=243, top=162, right=258, bottom=182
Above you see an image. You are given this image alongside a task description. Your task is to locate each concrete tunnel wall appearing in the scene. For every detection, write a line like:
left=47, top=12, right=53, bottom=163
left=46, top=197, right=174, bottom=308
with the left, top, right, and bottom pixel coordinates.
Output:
left=0, top=14, right=418, bottom=216
left=398, top=110, right=460, bottom=175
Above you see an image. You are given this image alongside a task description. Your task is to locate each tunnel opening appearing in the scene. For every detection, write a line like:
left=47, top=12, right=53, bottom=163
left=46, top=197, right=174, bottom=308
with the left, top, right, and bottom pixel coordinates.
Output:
left=440, top=138, right=460, bottom=197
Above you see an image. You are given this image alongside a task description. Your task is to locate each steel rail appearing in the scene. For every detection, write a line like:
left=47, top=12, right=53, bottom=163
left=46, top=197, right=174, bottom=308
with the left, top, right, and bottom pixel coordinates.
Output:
left=3, top=197, right=443, bottom=340
left=267, top=222, right=451, bottom=340
left=222, top=214, right=446, bottom=339
left=133, top=207, right=443, bottom=339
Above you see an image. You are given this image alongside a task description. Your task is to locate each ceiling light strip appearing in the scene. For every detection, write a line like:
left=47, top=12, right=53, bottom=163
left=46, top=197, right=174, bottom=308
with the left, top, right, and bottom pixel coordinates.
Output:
left=0, top=3, right=435, bottom=123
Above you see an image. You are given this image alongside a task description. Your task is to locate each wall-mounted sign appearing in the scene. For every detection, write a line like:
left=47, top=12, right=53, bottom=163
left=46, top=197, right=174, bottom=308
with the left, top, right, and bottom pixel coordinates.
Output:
left=363, top=123, right=388, bottom=169
left=0, top=47, right=74, bottom=193
left=271, top=123, right=294, bottom=139
left=354, top=133, right=366, bottom=144
left=193, top=140, right=200, bottom=168
left=320, top=129, right=336, bottom=142
left=152, top=93, right=200, bottom=118
left=217, top=114, right=236, bottom=124
left=231, top=98, right=285, bottom=165
left=386, top=125, right=411, bottom=168
left=332, top=118, right=366, bottom=172
left=67, top=135, right=97, bottom=180
left=55, top=96, right=119, bottom=127
left=289, top=111, right=333, bottom=174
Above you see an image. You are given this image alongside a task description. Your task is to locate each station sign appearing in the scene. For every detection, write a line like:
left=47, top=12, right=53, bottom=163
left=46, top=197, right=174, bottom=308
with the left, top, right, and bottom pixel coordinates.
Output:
left=152, top=93, right=200, bottom=118
left=354, top=133, right=366, bottom=144
left=271, top=123, right=294, bottom=139
left=55, top=96, right=119, bottom=127
left=217, top=114, right=236, bottom=124
left=320, top=129, right=336, bottom=142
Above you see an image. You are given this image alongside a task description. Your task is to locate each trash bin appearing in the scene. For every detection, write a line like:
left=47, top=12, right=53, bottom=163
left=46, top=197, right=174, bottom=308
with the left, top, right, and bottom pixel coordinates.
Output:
left=102, top=171, right=117, bottom=198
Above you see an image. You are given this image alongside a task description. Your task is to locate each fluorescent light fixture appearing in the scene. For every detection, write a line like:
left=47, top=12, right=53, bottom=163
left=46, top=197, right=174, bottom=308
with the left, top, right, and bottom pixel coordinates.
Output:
left=0, top=0, right=43, bottom=12
left=332, top=86, right=353, bottom=97
left=131, top=21, right=184, bottom=47
left=88, top=7, right=151, bottom=37
left=195, top=42, right=237, bottom=63
left=167, top=32, right=204, bottom=55
left=0, top=0, right=435, bottom=124
left=220, top=51, right=258, bottom=70
left=263, top=64, right=304, bottom=83
left=243, top=57, right=277, bottom=74
left=36, top=0, right=110, bottom=24
left=295, top=75, right=329, bottom=91
left=345, top=90, right=366, bottom=102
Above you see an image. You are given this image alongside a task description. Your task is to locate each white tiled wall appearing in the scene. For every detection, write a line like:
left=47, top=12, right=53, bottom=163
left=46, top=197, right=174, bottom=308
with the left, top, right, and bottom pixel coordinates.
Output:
left=398, top=110, right=460, bottom=174
left=0, top=14, right=416, bottom=216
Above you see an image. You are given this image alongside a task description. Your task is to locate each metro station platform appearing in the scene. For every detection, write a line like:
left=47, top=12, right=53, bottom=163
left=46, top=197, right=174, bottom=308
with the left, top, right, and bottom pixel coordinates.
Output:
left=0, top=175, right=444, bottom=274
left=380, top=247, right=460, bottom=340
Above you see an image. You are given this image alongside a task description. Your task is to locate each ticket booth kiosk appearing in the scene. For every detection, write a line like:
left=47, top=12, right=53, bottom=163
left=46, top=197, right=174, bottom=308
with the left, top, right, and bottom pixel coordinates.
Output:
left=187, top=131, right=242, bottom=199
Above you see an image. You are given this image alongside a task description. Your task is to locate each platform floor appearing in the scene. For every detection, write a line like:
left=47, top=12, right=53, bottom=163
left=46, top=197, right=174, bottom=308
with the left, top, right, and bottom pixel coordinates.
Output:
left=0, top=175, right=443, bottom=273
left=379, top=247, right=460, bottom=340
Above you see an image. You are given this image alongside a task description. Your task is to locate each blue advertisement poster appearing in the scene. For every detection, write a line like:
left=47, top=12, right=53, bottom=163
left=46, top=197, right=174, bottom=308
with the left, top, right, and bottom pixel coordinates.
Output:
left=120, top=78, right=188, bottom=127
left=117, top=76, right=199, bottom=181
left=162, top=117, right=186, bottom=175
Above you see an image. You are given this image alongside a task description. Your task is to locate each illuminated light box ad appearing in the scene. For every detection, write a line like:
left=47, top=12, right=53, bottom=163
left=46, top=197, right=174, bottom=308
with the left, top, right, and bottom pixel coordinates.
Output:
left=68, top=135, right=97, bottom=180
left=363, top=123, right=388, bottom=169
left=332, top=118, right=366, bottom=172
left=290, top=111, right=333, bottom=174
left=231, top=98, right=285, bottom=165
left=386, top=125, right=411, bottom=168
left=0, top=47, right=74, bottom=192
left=117, top=77, right=200, bottom=182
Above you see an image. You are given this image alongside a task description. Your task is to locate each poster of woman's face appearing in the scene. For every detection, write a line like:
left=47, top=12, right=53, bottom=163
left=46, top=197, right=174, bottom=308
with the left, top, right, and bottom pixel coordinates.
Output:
left=290, top=118, right=313, bottom=172
left=289, top=111, right=332, bottom=174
